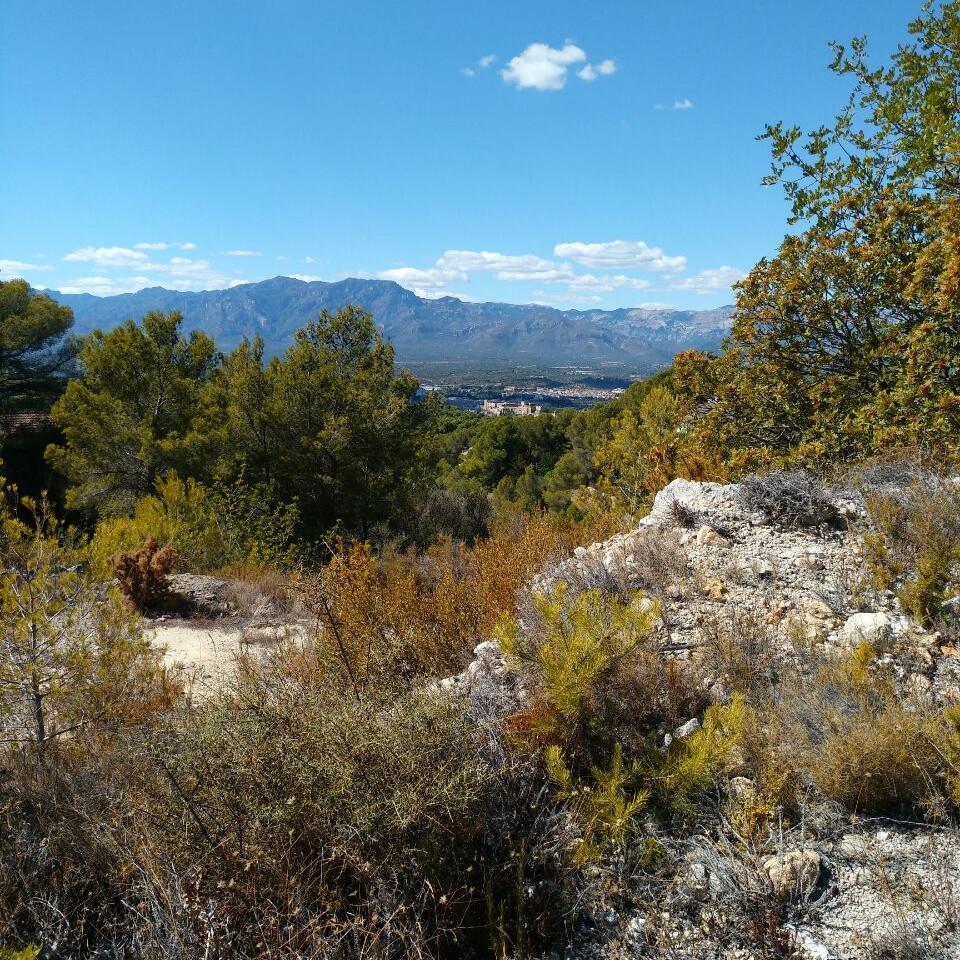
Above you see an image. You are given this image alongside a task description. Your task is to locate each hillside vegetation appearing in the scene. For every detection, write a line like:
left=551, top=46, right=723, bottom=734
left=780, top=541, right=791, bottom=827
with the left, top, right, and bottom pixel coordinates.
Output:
left=1, top=3, right=960, bottom=958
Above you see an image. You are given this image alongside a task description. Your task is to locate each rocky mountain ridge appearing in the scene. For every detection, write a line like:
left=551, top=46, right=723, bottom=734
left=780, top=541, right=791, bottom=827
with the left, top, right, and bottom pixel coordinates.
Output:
left=45, top=276, right=733, bottom=370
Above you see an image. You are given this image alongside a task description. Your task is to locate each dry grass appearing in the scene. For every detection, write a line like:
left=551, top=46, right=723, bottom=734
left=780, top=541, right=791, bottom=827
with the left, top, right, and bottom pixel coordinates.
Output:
left=759, top=647, right=948, bottom=816
left=699, top=603, right=782, bottom=698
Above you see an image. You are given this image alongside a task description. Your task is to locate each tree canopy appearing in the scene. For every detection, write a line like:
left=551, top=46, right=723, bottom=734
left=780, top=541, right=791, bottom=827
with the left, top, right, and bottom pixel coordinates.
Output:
left=683, top=0, right=960, bottom=467
left=0, top=279, right=77, bottom=410
left=47, top=311, right=220, bottom=515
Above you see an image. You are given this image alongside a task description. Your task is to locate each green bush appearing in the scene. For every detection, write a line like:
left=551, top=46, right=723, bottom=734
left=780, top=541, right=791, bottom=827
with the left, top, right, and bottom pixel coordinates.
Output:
left=497, top=583, right=659, bottom=750
left=91, top=470, right=299, bottom=574
left=864, top=472, right=960, bottom=625
left=0, top=946, right=40, bottom=960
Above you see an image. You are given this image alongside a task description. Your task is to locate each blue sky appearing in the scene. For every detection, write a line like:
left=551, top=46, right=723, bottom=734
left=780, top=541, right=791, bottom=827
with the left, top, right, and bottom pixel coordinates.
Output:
left=1, top=0, right=915, bottom=310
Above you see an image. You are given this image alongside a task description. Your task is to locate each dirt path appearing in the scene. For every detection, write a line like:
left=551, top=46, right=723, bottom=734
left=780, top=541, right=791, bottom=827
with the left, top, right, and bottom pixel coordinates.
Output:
left=149, top=622, right=248, bottom=686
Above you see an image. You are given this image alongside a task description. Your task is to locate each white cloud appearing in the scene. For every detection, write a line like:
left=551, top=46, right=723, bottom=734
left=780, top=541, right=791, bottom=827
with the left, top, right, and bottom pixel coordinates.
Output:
left=304, top=256, right=317, bottom=263
left=57, top=275, right=157, bottom=296
left=134, top=241, right=197, bottom=251
left=666, top=265, right=744, bottom=293
left=286, top=273, right=324, bottom=283
left=61, top=256, right=240, bottom=294
left=531, top=290, right=606, bottom=306
left=567, top=273, right=651, bottom=293
left=377, top=244, right=739, bottom=305
left=578, top=58, right=616, bottom=82
left=554, top=240, right=686, bottom=273
left=673, top=98, right=693, bottom=110
left=501, top=42, right=587, bottom=91
left=463, top=53, right=497, bottom=77
left=0, top=259, right=52, bottom=276
left=437, top=249, right=574, bottom=282
left=225, top=249, right=262, bottom=257
left=64, top=246, right=149, bottom=267
left=379, top=266, right=456, bottom=293
left=380, top=249, right=577, bottom=293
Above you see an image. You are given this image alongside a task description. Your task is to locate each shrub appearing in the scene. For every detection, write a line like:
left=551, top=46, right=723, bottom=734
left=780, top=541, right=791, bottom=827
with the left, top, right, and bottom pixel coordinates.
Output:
left=546, top=742, right=649, bottom=862
left=0, top=491, right=172, bottom=748
left=91, top=470, right=300, bottom=575
left=497, top=583, right=659, bottom=754
left=544, top=697, right=745, bottom=859
left=113, top=537, right=176, bottom=612
left=90, top=471, right=213, bottom=573
left=651, top=695, right=746, bottom=819
left=738, top=470, right=840, bottom=528
left=299, top=512, right=595, bottom=682
left=766, top=644, right=947, bottom=815
left=0, top=947, right=39, bottom=960
left=138, top=649, right=579, bottom=959
left=700, top=604, right=780, bottom=697
left=863, top=472, right=960, bottom=624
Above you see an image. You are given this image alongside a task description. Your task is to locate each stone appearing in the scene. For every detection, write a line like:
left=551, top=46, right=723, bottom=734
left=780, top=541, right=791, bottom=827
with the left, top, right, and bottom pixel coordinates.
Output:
left=803, top=597, right=835, bottom=621
left=632, top=595, right=661, bottom=621
left=679, top=859, right=714, bottom=902
left=722, top=745, right=751, bottom=778
left=836, top=834, right=871, bottom=859
left=841, top=611, right=893, bottom=649
left=727, top=776, right=758, bottom=804
left=674, top=717, right=701, bottom=739
left=696, top=524, right=729, bottom=547
left=793, top=550, right=825, bottom=571
left=702, top=577, right=727, bottom=601
left=762, top=849, right=821, bottom=898
left=644, top=478, right=745, bottom=527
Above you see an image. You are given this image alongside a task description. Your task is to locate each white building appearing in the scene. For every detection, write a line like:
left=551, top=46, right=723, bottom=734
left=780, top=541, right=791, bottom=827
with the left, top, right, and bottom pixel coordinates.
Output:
left=481, top=399, right=543, bottom=417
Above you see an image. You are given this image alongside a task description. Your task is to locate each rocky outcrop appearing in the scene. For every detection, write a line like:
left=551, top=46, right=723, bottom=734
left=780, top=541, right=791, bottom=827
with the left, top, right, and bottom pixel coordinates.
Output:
left=531, top=477, right=958, bottom=706
left=445, top=476, right=960, bottom=960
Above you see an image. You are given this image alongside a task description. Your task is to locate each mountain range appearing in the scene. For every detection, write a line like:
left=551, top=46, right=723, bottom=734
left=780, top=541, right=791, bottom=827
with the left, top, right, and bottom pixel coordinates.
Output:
left=47, top=276, right=734, bottom=371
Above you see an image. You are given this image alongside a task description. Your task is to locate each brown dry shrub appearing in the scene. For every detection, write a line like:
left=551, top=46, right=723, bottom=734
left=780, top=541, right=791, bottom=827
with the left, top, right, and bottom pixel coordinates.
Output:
left=761, top=645, right=947, bottom=816
left=113, top=538, right=176, bottom=612
left=299, top=511, right=596, bottom=682
left=700, top=604, right=780, bottom=698
left=738, top=470, right=841, bottom=529
left=2, top=637, right=579, bottom=960
left=218, top=560, right=298, bottom=620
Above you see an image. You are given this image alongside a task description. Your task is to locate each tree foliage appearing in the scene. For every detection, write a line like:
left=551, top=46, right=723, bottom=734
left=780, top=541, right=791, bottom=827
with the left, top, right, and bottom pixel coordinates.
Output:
left=0, top=280, right=76, bottom=410
left=47, top=311, right=219, bottom=514
left=686, top=1, right=960, bottom=468
left=218, top=307, right=426, bottom=538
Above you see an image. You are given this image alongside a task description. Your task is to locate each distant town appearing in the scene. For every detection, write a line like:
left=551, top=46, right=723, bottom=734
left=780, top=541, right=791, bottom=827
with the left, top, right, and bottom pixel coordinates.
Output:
left=421, top=379, right=628, bottom=414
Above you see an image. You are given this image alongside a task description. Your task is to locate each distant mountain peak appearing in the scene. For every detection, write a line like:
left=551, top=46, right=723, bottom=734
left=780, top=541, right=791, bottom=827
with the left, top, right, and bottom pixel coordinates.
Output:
left=47, top=276, right=733, bottom=372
